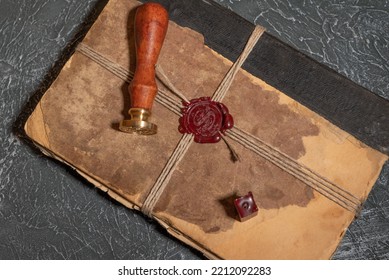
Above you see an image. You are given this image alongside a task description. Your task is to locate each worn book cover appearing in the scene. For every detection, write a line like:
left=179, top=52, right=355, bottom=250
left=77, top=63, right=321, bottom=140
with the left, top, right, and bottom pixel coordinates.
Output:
left=24, top=0, right=389, bottom=259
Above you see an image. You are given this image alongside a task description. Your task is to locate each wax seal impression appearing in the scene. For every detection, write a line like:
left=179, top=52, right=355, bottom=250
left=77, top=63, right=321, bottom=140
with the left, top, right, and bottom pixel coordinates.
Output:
left=234, top=192, right=259, bottom=222
left=178, top=97, right=234, bottom=143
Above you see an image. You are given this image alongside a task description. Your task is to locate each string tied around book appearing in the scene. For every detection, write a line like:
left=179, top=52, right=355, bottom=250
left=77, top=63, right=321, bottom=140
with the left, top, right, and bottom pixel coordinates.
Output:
left=141, top=25, right=265, bottom=217
left=76, top=25, right=362, bottom=218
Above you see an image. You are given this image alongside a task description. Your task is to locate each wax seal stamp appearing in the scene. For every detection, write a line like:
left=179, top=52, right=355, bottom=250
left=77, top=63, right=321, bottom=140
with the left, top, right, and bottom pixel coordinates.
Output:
left=234, top=192, right=258, bottom=222
left=178, top=97, right=234, bottom=143
left=119, top=3, right=168, bottom=135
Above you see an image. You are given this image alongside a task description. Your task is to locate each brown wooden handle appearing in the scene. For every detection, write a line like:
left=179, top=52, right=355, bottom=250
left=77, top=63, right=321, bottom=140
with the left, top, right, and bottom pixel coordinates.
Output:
left=130, top=3, right=168, bottom=110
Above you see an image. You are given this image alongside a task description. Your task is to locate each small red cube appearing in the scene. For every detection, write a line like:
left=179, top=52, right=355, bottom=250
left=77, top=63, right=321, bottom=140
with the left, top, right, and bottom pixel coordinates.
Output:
left=234, top=192, right=258, bottom=222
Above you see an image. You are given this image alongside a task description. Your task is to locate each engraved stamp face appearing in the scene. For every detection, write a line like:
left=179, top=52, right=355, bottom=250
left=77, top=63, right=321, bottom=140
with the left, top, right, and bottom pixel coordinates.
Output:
left=179, top=97, right=234, bottom=143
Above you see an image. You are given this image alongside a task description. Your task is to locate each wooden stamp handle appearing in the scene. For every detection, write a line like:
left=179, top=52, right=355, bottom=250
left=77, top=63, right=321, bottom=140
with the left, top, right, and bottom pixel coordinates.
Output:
left=130, top=3, right=168, bottom=110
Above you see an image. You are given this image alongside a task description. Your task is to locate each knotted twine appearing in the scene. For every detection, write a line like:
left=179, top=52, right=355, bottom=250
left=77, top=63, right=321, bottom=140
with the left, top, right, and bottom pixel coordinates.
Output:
left=76, top=25, right=362, bottom=217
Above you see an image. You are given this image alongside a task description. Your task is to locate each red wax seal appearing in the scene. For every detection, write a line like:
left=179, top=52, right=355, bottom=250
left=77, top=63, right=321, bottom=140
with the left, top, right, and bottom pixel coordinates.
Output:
left=234, top=192, right=259, bottom=222
left=178, top=97, right=234, bottom=143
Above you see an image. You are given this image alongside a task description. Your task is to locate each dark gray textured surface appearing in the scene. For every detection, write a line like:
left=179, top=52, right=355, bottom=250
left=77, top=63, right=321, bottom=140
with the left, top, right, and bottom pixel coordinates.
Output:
left=0, top=0, right=388, bottom=259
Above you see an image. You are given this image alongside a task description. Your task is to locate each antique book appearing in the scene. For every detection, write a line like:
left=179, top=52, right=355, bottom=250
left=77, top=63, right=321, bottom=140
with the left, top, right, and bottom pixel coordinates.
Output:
left=24, top=0, right=389, bottom=259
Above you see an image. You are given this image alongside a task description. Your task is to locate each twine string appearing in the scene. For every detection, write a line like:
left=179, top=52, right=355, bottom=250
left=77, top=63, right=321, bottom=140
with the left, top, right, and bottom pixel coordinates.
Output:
left=156, top=64, right=190, bottom=104
left=75, top=24, right=362, bottom=215
left=227, top=127, right=361, bottom=212
left=141, top=26, right=265, bottom=216
left=212, top=26, right=265, bottom=103
left=141, top=133, right=194, bottom=217
left=77, top=43, right=183, bottom=116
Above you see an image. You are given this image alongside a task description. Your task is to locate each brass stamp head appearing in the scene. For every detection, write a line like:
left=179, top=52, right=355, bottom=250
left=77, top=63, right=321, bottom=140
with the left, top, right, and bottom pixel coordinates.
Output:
left=119, top=108, right=157, bottom=135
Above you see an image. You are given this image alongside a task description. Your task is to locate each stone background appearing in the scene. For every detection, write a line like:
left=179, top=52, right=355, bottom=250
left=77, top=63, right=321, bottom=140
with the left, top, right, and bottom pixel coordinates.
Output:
left=0, top=0, right=388, bottom=259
